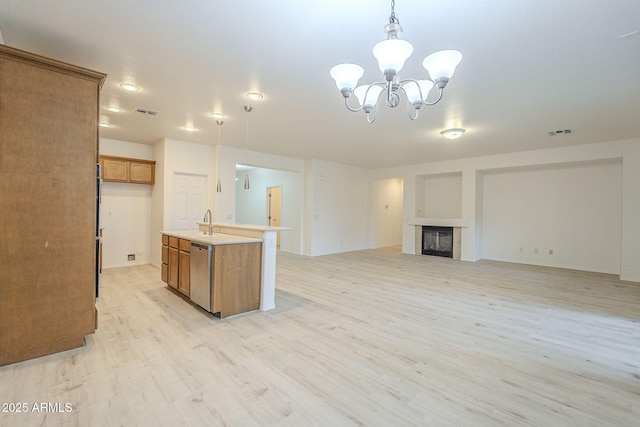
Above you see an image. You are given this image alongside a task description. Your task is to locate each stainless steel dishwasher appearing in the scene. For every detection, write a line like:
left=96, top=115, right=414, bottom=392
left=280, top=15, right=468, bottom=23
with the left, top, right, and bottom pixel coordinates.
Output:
left=190, top=242, right=212, bottom=311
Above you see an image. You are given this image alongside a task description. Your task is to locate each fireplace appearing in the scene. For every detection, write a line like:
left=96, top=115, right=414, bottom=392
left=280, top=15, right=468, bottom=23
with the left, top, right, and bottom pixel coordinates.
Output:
left=422, top=226, right=454, bottom=258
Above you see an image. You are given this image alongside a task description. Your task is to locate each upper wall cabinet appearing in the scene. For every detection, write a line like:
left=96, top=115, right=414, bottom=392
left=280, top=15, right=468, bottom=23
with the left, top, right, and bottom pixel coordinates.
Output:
left=100, top=155, right=156, bottom=184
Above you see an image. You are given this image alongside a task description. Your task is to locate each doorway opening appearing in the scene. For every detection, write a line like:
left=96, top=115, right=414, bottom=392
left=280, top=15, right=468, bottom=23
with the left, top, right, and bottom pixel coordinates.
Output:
left=267, top=186, right=282, bottom=249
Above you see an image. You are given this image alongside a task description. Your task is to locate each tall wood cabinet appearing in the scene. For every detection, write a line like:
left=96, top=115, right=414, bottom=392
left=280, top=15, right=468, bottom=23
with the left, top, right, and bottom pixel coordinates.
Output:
left=0, top=45, right=106, bottom=366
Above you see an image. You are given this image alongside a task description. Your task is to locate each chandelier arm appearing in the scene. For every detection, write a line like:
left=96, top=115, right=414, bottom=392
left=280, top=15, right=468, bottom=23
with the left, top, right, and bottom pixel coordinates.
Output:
left=366, top=102, right=380, bottom=123
left=398, top=78, right=422, bottom=97
left=344, top=96, right=363, bottom=113
left=397, top=86, right=420, bottom=120
left=423, top=87, right=445, bottom=106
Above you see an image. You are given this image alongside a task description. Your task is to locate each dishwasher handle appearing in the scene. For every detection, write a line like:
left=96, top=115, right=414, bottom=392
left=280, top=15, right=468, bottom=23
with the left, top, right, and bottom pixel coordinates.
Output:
left=191, top=242, right=211, bottom=251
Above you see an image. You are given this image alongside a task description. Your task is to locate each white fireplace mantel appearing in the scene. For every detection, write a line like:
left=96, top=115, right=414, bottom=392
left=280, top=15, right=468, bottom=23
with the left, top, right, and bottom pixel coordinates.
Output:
left=407, top=218, right=469, bottom=228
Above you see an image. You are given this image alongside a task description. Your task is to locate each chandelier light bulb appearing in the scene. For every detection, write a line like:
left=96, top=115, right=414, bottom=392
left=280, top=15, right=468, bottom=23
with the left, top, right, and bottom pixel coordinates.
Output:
left=423, top=50, right=463, bottom=84
left=402, top=80, right=434, bottom=106
left=354, top=85, right=384, bottom=111
left=372, top=39, right=413, bottom=80
left=330, top=64, right=364, bottom=94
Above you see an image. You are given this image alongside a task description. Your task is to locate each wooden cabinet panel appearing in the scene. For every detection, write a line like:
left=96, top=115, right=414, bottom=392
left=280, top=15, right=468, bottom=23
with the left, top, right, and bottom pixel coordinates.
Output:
left=162, top=245, right=169, bottom=264
left=99, top=155, right=155, bottom=185
left=212, top=242, right=262, bottom=318
left=161, top=263, right=168, bottom=283
left=178, top=250, right=190, bottom=296
left=163, top=235, right=190, bottom=295
left=168, top=246, right=179, bottom=289
left=102, top=157, right=128, bottom=181
left=179, top=238, right=191, bottom=252
left=130, top=161, right=154, bottom=184
left=0, top=45, right=105, bottom=366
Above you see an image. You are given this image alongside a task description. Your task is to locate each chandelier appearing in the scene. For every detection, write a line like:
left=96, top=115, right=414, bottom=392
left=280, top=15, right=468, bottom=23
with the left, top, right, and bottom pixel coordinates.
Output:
left=330, top=0, right=462, bottom=123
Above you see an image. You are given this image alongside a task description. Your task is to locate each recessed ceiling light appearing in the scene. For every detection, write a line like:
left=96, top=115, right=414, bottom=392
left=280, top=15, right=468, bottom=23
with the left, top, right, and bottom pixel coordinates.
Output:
left=440, top=128, right=465, bottom=140
left=247, top=92, right=263, bottom=100
left=106, top=106, right=121, bottom=113
left=120, top=83, right=140, bottom=92
left=210, top=112, right=223, bottom=119
left=99, top=122, right=112, bottom=128
left=184, top=126, right=196, bottom=132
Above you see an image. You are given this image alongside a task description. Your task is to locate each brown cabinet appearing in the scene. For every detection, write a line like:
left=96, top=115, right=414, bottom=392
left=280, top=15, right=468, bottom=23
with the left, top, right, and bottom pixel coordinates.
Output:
left=178, top=249, right=190, bottom=296
left=0, top=45, right=106, bottom=366
left=162, top=235, right=190, bottom=296
left=160, top=235, right=262, bottom=318
left=100, top=155, right=155, bottom=184
left=211, top=242, right=262, bottom=318
left=161, top=235, right=169, bottom=283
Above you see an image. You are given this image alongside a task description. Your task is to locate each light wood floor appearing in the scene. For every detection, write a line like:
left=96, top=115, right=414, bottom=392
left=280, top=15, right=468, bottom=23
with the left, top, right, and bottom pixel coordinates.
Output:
left=1, top=247, right=639, bottom=426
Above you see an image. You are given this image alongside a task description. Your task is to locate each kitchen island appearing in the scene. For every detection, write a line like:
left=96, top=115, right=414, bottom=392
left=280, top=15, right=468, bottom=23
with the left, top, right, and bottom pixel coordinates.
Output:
left=161, top=230, right=262, bottom=318
left=195, top=223, right=291, bottom=312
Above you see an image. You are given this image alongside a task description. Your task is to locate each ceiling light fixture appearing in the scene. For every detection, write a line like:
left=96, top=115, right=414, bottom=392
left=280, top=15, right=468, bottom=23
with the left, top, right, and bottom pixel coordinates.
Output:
left=216, top=119, right=223, bottom=193
left=184, top=126, right=196, bottom=132
left=247, top=92, right=263, bottom=100
left=106, top=105, right=121, bottom=113
left=440, top=128, right=465, bottom=140
left=330, top=0, right=462, bottom=123
left=119, top=83, right=140, bottom=92
left=210, top=112, right=223, bottom=119
left=243, top=105, right=252, bottom=190
left=99, top=122, right=112, bottom=128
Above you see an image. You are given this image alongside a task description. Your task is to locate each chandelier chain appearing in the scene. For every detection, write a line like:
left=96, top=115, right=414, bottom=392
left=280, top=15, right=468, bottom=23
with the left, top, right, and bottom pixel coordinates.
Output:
left=389, top=0, right=399, bottom=24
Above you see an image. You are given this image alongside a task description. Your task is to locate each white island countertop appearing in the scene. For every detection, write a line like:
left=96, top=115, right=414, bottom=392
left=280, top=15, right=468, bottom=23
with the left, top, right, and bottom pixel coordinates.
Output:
left=161, top=229, right=262, bottom=245
left=195, top=222, right=291, bottom=232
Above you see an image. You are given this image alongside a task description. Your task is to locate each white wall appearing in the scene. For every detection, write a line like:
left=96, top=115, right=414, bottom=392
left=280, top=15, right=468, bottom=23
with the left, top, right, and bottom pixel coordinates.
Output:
left=309, top=159, right=370, bottom=256
left=482, top=161, right=623, bottom=274
left=235, top=166, right=303, bottom=254
left=372, top=178, right=403, bottom=248
left=99, top=138, right=153, bottom=268
left=418, top=172, right=462, bottom=218
left=371, top=139, right=640, bottom=282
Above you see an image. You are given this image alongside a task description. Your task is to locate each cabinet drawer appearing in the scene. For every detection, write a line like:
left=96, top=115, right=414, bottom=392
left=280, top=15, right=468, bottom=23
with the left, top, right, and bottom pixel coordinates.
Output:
left=179, top=239, right=190, bottom=252
left=162, top=234, right=169, bottom=245
left=169, top=236, right=179, bottom=248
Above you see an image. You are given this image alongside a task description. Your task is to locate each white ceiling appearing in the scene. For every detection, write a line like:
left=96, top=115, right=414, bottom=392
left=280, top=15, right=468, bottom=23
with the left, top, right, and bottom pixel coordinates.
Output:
left=1, top=0, right=639, bottom=169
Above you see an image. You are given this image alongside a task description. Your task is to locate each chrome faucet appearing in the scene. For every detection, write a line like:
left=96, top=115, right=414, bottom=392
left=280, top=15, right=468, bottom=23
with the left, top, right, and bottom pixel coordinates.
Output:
left=203, top=209, right=213, bottom=235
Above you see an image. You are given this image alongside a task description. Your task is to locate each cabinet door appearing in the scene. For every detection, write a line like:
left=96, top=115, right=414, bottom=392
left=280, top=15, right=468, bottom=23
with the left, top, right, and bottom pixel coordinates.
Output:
left=102, top=157, right=129, bottom=182
left=161, top=244, right=169, bottom=283
left=178, top=250, right=190, bottom=296
left=161, top=263, right=168, bottom=283
left=130, top=161, right=154, bottom=184
left=168, top=246, right=179, bottom=289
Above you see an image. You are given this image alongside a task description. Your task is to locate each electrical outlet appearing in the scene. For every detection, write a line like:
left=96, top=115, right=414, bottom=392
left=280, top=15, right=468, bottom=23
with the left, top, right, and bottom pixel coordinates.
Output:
left=127, top=254, right=135, bottom=261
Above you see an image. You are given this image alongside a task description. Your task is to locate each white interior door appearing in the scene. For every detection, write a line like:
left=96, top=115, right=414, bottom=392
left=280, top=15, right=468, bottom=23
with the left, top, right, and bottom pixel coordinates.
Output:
left=267, top=186, right=282, bottom=248
left=173, top=172, right=208, bottom=230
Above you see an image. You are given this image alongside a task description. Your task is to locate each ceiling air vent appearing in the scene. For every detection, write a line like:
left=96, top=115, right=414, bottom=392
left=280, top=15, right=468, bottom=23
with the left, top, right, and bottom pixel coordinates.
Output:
left=547, top=129, right=572, bottom=136
left=135, top=108, right=158, bottom=116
